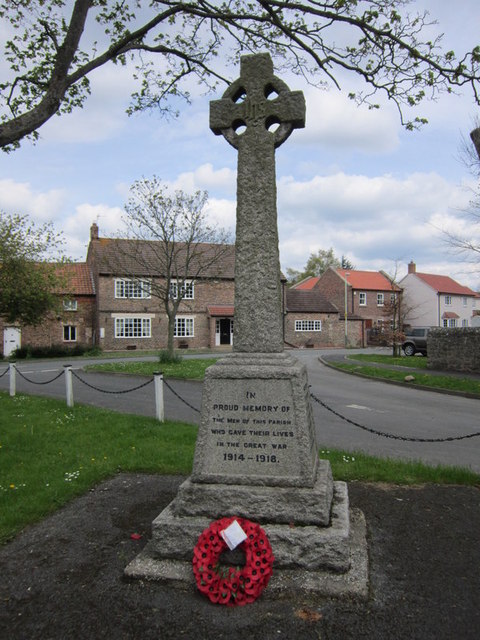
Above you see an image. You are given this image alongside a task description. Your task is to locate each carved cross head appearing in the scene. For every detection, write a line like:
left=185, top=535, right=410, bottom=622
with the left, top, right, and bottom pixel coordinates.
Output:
left=210, top=53, right=305, bottom=150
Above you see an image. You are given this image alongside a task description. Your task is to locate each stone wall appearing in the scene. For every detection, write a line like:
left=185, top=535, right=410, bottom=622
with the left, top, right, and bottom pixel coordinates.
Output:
left=428, top=327, right=480, bottom=372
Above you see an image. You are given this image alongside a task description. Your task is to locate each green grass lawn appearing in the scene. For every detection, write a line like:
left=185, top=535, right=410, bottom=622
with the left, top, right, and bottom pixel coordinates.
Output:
left=2, top=392, right=479, bottom=545
left=333, top=355, right=480, bottom=396
left=86, top=358, right=218, bottom=380
left=347, top=353, right=430, bottom=369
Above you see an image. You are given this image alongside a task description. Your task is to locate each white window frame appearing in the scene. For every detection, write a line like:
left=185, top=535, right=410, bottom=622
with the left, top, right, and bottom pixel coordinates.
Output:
left=462, top=319, right=469, bottom=327
left=359, top=292, right=367, bottom=306
left=174, top=316, right=195, bottom=337
left=114, top=317, right=151, bottom=338
left=463, top=297, right=468, bottom=307
left=444, top=295, right=452, bottom=306
left=443, top=318, right=457, bottom=328
left=63, top=299, right=78, bottom=311
left=377, top=293, right=384, bottom=307
left=295, top=320, right=322, bottom=332
left=115, top=278, right=151, bottom=299
left=169, top=279, right=194, bottom=300
left=63, top=325, right=77, bottom=342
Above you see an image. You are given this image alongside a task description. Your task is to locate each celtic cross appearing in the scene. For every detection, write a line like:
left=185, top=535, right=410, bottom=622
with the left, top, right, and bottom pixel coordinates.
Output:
left=210, top=53, right=305, bottom=353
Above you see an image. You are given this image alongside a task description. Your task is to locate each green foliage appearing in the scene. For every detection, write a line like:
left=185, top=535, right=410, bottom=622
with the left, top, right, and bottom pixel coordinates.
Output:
left=12, top=344, right=102, bottom=360
left=2, top=1, right=480, bottom=150
left=0, top=211, right=67, bottom=325
left=158, top=350, right=183, bottom=365
left=288, top=248, right=354, bottom=284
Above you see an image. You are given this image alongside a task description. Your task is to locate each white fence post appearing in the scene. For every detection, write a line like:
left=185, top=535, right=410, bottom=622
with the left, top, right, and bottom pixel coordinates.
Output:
left=64, top=365, right=74, bottom=408
left=9, top=362, right=16, bottom=397
left=154, top=372, right=164, bottom=422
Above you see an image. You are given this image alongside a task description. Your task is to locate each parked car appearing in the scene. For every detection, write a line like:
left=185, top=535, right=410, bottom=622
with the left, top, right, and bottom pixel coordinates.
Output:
left=402, top=327, right=430, bottom=356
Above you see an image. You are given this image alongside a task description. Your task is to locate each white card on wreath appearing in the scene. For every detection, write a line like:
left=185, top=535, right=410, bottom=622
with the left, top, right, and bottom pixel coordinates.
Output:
left=220, top=520, right=247, bottom=550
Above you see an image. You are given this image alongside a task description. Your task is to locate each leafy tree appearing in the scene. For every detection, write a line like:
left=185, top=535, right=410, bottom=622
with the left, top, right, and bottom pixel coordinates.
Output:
left=288, top=248, right=354, bottom=284
left=113, top=177, right=232, bottom=360
left=2, top=1, right=480, bottom=151
left=0, top=211, right=67, bottom=325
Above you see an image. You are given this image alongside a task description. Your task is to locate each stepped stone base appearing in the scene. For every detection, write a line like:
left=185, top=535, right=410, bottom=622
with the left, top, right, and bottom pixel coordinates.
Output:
left=125, top=350, right=369, bottom=599
left=125, top=507, right=368, bottom=600
left=174, top=459, right=334, bottom=526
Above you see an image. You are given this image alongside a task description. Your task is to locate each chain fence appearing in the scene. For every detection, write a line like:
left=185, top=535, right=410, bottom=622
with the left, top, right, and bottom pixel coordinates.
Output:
left=2, top=363, right=480, bottom=442
left=71, top=369, right=153, bottom=394
left=15, top=368, right=65, bottom=386
left=309, top=389, right=480, bottom=443
left=163, top=378, right=201, bottom=414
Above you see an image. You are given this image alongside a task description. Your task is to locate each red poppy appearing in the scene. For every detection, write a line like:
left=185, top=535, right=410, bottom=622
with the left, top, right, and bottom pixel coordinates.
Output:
left=193, top=517, right=274, bottom=606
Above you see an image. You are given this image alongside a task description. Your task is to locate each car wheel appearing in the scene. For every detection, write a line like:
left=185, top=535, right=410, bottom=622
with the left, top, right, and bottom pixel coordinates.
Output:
left=403, top=344, right=415, bottom=356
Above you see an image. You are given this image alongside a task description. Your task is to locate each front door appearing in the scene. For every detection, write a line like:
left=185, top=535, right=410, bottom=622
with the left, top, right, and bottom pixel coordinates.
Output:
left=3, top=327, right=21, bottom=357
left=219, top=318, right=232, bottom=345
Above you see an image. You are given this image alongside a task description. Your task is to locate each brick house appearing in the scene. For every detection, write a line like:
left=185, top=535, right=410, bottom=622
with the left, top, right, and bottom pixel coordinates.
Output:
left=284, top=288, right=365, bottom=347
left=294, top=268, right=402, bottom=343
left=86, top=224, right=236, bottom=351
left=1, top=262, right=96, bottom=357
left=400, top=261, right=478, bottom=328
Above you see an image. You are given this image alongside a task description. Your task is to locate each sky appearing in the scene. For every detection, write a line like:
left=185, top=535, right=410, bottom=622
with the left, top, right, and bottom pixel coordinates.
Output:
left=1, top=1, right=480, bottom=290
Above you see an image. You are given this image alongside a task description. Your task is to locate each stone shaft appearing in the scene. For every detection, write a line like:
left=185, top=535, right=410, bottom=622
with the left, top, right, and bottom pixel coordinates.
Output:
left=210, top=53, right=305, bottom=353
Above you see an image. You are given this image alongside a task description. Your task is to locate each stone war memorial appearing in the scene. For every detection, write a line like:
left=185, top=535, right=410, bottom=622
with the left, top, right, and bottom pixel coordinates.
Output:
left=126, top=53, right=368, bottom=600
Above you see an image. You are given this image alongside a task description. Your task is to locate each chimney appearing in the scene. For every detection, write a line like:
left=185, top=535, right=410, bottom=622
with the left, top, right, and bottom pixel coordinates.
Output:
left=90, top=222, right=99, bottom=241
left=408, top=260, right=416, bottom=274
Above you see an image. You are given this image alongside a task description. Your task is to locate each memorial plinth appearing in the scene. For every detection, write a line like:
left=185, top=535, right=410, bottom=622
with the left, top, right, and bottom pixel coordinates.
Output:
left=125, top=53, right=368, bottom=599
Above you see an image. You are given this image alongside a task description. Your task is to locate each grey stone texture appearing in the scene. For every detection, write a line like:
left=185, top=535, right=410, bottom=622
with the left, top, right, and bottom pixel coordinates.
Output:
left=126, top=54, right=368, bottom=599
left=176, top=459, right=333, bottom=526
left=191, top=352, right=319, bottom=487
left=210, top=53, right=305, bottom=353
left=428, top=327, right=480, bottom=372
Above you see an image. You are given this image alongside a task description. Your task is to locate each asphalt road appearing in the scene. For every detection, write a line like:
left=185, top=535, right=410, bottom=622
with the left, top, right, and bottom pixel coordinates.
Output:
left=1, top=349, right=479, bottom=473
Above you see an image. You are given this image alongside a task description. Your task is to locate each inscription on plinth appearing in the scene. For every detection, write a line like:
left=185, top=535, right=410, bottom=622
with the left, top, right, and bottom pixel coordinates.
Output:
left=192, top=354, right=318, bottom=487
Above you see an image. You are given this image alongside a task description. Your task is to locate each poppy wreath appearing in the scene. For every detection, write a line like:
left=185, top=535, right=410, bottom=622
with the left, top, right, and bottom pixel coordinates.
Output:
left=192, top=516, right=274, bottom=606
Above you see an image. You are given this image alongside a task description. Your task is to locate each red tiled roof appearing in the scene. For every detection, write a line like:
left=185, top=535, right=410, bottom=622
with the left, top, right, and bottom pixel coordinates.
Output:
left=55, top=263, right=95, bottom=296
left=207, top=305, right=234, bottom=316
left=286, top=289, right=338, bottom=313
left=337, top=269, right=401, bottom=292
left=292, top=276, right=320, bottom=290
left=414, top=273, right=477, bottom=296
left=442, top=312, right=459, bottom=319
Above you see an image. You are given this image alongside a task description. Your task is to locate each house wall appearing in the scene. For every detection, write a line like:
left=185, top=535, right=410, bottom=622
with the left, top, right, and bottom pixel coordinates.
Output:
left=1, top=297, right=95, bottom=355
left=400, top=274, right=437, bottom=327
left=96, top=275, right=235, bottom=351
left=284, top=313, right=364, bottom=348
left=401, top=274, right=478, bottom=327
left=314, top=269, right=346, bottom=313
left=315, top=269, right=396, bottom=325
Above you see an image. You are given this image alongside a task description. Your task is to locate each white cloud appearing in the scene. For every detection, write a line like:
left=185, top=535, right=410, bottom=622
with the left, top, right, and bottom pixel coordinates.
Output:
left=39, top=63, right=135, bottom=144
left=0, top=178, right=66, bottom=220
left=173, top=163, right=236, bottom=194
left=276, top=169, right=478, bottom=287
left=295, top=88, right=400, bottom=153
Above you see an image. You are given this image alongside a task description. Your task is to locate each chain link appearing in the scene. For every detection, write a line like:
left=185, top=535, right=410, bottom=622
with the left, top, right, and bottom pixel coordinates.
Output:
left=15, top=369, right=65, bottom=385
left=0, top=367, right=8, bottom=379
left=71, top=370, right=153, bottom=394
left=163, top=378, right=201, bottom=413
left=310, top=390, right=480, bottom=443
